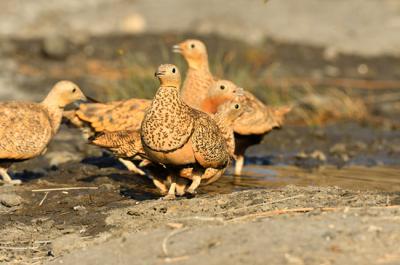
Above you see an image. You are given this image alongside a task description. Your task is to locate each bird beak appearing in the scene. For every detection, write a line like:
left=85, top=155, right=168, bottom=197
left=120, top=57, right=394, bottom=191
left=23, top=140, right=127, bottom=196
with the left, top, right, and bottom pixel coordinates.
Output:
left=172, top=44, right=183, bottom=53
left=85, top=95, right=100, bottom=103
left=155, top=71, right=165, bottom=77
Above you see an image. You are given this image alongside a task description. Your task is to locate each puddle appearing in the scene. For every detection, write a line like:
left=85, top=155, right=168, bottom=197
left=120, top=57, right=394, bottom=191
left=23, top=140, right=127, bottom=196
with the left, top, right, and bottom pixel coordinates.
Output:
left=202, top=165, right=400, bottom=194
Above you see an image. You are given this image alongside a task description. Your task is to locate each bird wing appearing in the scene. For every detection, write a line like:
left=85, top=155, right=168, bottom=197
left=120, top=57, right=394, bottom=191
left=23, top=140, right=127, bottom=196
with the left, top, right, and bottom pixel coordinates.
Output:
left=75, top=98, right=151, bottom=132
left=191, top=111, right=230, bottom=168
left=90, top=130, right=143, bottom=158
left=0, top=102, right=52, bottom=160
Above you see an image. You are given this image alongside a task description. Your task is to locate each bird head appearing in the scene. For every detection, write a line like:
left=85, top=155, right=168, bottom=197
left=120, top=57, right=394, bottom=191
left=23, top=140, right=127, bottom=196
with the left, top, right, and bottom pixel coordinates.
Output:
left=173, top=39, right=208, bottom=69
left=155, top=64, right=181, bottom=87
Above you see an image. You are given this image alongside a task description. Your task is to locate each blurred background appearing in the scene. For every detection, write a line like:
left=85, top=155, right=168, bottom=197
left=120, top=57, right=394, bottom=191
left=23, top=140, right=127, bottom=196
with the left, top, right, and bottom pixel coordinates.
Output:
left=0, top=0, right=399, bottom=127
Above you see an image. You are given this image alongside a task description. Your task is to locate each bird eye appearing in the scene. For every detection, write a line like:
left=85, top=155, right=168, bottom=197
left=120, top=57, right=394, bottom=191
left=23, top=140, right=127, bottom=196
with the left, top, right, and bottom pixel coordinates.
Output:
left=172, top=68, right=176, bottom=73
left=220, top=85, right=225, bottom=90
left=234, top=104, right=240, bottom=109
left=191, top=44, right=195, bottom=49
left=72, top=88, right=76, bottom=93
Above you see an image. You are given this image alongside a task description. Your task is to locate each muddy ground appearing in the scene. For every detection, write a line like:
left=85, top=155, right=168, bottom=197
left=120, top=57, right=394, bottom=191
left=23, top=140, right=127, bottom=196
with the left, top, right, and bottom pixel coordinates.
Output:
left=0, top=34, right=400, bottom=264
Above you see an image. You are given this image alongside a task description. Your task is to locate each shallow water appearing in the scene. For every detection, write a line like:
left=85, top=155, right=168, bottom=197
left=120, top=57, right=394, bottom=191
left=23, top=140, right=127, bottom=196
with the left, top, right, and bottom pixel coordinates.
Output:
left=202, top=165, right=400, bottom=194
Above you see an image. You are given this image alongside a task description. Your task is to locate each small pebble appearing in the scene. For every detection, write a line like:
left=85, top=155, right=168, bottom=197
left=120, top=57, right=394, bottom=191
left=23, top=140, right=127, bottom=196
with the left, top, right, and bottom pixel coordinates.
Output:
left=0, top=193, right=22, bottom=207
left=329, top=143, right=347, bottom=155
left=42, top=35, right=69, bottom=60
left=310, top=150, right=327, bottom=162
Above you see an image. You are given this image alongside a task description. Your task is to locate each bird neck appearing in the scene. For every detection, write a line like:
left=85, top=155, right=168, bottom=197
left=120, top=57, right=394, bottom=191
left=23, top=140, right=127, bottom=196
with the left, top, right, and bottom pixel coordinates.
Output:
left=40, top=94, right=64, bottom=135
left=181, top=68, right=214, bottom=110
left=187, top=55, right=210, bottom=72
left=152, top=85, right=184, bottom=111
left=201, top=95, right=229, bottom=114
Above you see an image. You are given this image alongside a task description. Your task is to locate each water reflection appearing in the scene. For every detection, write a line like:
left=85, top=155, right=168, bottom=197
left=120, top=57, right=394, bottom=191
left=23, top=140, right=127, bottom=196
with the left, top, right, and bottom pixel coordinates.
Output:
left=201, top=165, right=400, bottom=194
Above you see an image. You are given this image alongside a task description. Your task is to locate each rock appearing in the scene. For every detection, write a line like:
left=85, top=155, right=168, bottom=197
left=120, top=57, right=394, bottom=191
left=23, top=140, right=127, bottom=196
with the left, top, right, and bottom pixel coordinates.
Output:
left=310, top=150, right=327, bottom=162
left=99, top=183, right=115, bottom=191
left=45, top=151, right=81, bottom=166
left=51, top=234, right=85, bottom=256
left=353, top=141, right=367, bottom=151
left=329, top=143, right=347, bottom=155
left=42, top=35, right=69, bottom=60
left=295, top=151, right=308, bottom=159
left=0, top=193, right=22, bottom=207
left=120, top=13, right=146, bottom=33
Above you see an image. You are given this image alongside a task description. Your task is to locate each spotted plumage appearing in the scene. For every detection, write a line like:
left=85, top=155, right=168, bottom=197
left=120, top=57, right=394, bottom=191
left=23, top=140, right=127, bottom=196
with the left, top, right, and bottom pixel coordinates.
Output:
left=65, top=98, right=151, bottom=135
left=141, top=64, right=230, bottom=198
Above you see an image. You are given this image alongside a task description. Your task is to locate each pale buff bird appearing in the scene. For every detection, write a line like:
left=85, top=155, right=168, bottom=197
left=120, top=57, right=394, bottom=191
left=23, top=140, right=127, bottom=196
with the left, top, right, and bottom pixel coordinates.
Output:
left=141, top=64, right=230, bottom=199
left=234, top=92, right=292, bottom=175
left=173, top=39, right=292, bottom=176
left=0, top=81, right=86, bottom=185
left=173, top=39, right=215, bottom=111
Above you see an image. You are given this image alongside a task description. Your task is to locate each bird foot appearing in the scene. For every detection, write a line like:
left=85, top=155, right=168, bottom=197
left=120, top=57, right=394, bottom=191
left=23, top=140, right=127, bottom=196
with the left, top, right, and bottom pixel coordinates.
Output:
left=1, top=179, right=22, bottom=186
left=162, top=193, right=176, bottom=200
left=186, top=188, right=197, bottom=195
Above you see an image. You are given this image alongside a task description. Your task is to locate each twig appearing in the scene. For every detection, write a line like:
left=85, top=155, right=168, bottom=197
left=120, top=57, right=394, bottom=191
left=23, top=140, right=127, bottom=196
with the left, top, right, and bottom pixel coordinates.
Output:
left=227, top=205, right=400, bottom=223
left=174, top=216, right=225, bottom=223
left=0, top=246, right=39, bottom=250
left=216, top=194, right=305, bottom=215
left=228, top=207, right=336, bottom=222
left=164, top=256, right=190, bottom=263
left=38, top=192, right=49, bottom=206
left=32, top=187, right=98, bottom=192
left=162, top=228, right=189, bottom=257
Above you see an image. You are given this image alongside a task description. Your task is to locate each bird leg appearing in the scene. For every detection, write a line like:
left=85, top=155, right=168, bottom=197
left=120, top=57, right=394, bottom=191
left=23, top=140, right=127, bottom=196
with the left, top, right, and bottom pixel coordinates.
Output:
left=175, top=177, right=189, bottom=196
left=148, top=175, right=168, bottom=195
left=118, top=158, right=145, bottom=175
left=234, top=155, right=244, bottom=176
left=186, top=168, right=215, bottom=195
left=0, top=167, right=21, bottom=185
left=163, top=175, right=176, bottom=200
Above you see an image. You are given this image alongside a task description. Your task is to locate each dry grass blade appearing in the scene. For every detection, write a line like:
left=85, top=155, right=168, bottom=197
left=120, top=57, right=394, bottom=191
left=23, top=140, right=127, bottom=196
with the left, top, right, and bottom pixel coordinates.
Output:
left=32, top=187, right=98, bottom=192
left=38, top=192, right=49, bottom=206
left=162, top=227, right=189, bottom=257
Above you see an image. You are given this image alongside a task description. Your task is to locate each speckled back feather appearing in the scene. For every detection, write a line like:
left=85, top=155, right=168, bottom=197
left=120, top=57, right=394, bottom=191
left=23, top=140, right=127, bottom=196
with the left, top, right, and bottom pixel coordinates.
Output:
left=191, top=110, right=230, bottom=168
left=0, top=102, right=53, bottom=160
left=90, top=130, right=144, bottom=158
left=75, top=98, right=151, bottom=132
left=141, top=86, right=195, bottom=152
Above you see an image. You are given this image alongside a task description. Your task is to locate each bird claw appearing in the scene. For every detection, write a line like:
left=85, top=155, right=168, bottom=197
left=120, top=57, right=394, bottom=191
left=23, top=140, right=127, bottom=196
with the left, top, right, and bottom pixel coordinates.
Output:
left=162, top=194, right=176, bottom=200
left=1, top=179, right=22, bottom=186
left=186, top=188, right=197, bottom=195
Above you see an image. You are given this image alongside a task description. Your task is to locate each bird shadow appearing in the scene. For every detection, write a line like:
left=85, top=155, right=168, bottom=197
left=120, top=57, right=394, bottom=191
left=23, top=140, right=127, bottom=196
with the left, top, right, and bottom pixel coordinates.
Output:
left=12, top=170, right=45, bottom=182
left=81, top=154, right=126, bottom=169
left=244, top=155, right=274, bottom=166
left=79, top=172, right=160, bottom=201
